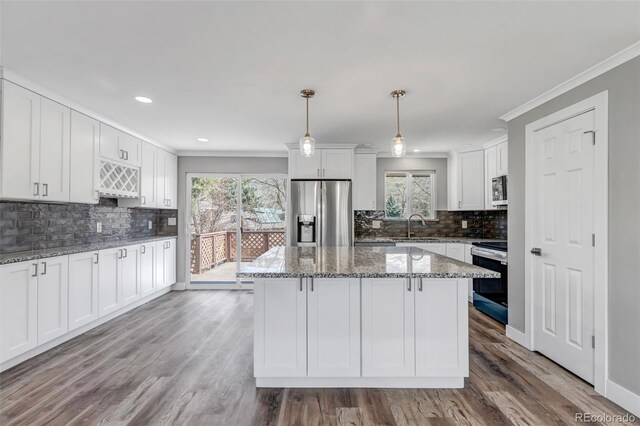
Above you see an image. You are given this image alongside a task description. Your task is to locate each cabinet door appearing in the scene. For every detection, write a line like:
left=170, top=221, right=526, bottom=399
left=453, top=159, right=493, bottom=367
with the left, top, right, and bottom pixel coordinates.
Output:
left=307, top=278, right=360, bottom=377
left=0, top=261, right=38, bottom=362
left=288, top=148, right=323, bottom=179
left=37, top=256, right=69, bottom=344
left=464, top=244, right=473, bottom=264
left=415, top=279, right=468, bottom=377
left=98, top=247, right=121, bottom=316
left=39, top=98, right=70, bottom=202
left=68, top=251, right=99, bottom=331
left=164, top=152, right=178, bottom=208
left=120, top=133, right=141, bottom=166
left=163, top=239, right=176, bottom=287
left=155, top=240, right=166, bottom=288
left=353, top=153, right=377, bottom=210
left=457, top=150, right=484, bottom=210
left=484, top=146, right=497, bottom=211
left=445, top=243, right=465, bottom=262
left=120, top=245, right=140, bottom=305
left=321, top=149, right=354, bottom=179
left=1, top=81, right=40, bottom=200
left=254, top=278, right=307, bottom=377
left=99, top=123, right=122, bottom=162
left=139, top=142, right=158, bottom=207
left=361, top=278, right=415, bottom=377
left=140, top=243, right=156, bottom=296
left=69, top=111, right=100, bottom=204
left=496, top=142, right=508, bottom=176
left=156, top=149, right=167, bottom=208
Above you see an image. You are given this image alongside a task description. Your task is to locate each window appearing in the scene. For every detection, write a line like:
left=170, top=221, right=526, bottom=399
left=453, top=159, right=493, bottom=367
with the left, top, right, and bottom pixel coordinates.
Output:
left=384, top=171, right=436, bottom=219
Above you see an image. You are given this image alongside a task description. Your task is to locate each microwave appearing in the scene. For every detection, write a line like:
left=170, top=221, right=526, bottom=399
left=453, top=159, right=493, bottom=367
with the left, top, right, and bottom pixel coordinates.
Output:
left=492, top=175, right=508, bottom=206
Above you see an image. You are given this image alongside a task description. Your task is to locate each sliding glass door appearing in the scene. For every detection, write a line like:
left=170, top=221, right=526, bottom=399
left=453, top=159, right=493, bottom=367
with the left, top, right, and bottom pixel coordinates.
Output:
left=187, top=173, right=286, bottom=289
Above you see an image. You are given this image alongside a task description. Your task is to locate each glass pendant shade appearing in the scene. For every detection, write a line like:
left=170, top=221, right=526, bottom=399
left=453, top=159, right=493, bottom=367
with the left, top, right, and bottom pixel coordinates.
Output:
left=391, top=135, right=406, bottom=157
left=300, top=134, right=316, bottom=157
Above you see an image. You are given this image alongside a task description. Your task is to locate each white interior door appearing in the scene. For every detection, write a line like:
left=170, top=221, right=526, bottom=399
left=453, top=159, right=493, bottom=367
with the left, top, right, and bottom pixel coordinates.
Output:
left=532, top=110, right=595, bottom=383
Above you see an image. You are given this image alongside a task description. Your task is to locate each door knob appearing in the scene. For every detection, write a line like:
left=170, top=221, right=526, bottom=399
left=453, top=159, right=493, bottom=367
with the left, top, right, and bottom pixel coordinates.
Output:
left=530, top=248, right=542, bottom=256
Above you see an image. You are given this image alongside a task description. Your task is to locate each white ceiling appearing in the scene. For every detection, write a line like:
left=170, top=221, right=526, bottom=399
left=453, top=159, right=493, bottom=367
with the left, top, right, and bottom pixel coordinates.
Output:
left=1, top=1, right=639, bottom=155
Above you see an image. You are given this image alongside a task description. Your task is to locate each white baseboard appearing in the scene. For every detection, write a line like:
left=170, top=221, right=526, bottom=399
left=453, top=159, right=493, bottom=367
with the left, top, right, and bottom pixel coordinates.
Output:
left=172, top=281, right=186, bottom=291
left=256, top=376, right=464, bottom=389
left=0, top=287, right=172, bottom=373
left=606, top=380, right=640, bottom=417
left=506, top=325, right=533, bottom=350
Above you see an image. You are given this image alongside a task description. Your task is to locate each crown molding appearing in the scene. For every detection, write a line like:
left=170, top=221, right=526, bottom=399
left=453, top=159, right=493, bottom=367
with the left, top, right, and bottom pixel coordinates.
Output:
left=482, top=135, right=508, bottom=149
left=0, top=67, right=178, bottom=154
left=178, top=150, right=288, bottom=158
left=500, top=41, right=640, bottom=122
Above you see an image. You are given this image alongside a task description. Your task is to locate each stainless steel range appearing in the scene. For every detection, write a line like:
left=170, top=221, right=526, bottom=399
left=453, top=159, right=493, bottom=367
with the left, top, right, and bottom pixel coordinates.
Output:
left=471, top=241, right=508, bottom=324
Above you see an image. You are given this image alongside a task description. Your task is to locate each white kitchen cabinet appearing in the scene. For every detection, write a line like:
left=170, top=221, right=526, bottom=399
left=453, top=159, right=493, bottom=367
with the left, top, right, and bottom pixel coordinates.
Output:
left=445, top=243, right=465, bottom=262
left=457, top=150, right=484, bottom=210
left=496, top=141, right=508, bottom=176
left=0, top=261, right=38, bottom=363
left=415, top=278, right=468, bottom=377
left=288, top=148, right=323, bottom=179
left=254, top=278, right=307, bottom=377
left=36, top=256, right=69, bottom=345
left=69, top=111, right=100, bottom=204
left=68, top=251, right=99, bottom=331
left=155, top=149, right=177, bottom=209
left=39, top=98, right=71, bottom=202
left=361, top=278, right=415, bottom=377
left=156, top=239, right=176, bottom=288
left=307, top=278, right=360, bottom=377
left=99, top=123, right=140, bottom=166
left=139, top=243, right=156, bottom=296
left=353, top=153, right=377, bottom=210
left=140, top=143, right=158, bottom=207
left=120, top=245, right=141, bottom=305
left=98, top=247, right=121, bottom=317
left=396, top=242, right=447, bottom=256
left=321, top=149, right=354, bottom=179
left=0, top=80, right=41, bottom=201
left=484, top=145, right=498, bottom=210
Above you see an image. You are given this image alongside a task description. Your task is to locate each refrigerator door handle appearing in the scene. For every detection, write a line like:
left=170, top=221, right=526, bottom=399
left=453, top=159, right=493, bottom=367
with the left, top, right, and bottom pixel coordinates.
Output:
left=316, top=181, right=323, bottom=246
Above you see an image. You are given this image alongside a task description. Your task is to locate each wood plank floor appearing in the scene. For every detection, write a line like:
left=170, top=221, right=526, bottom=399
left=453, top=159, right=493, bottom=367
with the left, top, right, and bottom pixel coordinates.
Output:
left=0, top=291, right=636, bottom=425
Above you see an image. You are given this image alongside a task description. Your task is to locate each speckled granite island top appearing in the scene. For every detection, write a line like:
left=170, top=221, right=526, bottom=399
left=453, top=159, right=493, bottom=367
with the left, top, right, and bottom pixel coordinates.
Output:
left=0, top=235, right=177, bottom=265
left=237, top=246, right=500, bottom=279
left=355, top=237, right=507, bottom=244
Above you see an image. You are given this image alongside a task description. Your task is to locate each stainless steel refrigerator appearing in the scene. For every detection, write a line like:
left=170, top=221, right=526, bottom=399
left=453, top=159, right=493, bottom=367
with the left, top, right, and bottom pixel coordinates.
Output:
left=288, top=180, right=352, bottom=246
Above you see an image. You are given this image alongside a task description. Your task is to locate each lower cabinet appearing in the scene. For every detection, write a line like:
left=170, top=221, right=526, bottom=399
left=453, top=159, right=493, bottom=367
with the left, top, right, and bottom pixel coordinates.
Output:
left=155, top=239, right=176, bottom=289
left=361, top=278, right=415, bottom=377
left=445, top=243, right=465, bottom=262
left=98, top=247, right=122, bottom=317
left=307, top=278, right=360, bottom=377
left=121, top=245, right=141, bottom=305
left=0, top=262, right=38, bottom=363
left=139, top=243, right=156, bottom=296
left=36, top=256, right=69, bottom=345
left=68, top=251, right=99, bottom=331
left=254, top=278, right=307, bottom=377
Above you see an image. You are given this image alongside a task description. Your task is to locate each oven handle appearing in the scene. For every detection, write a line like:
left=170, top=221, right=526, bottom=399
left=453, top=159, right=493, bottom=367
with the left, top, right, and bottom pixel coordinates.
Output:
left=471, top=247, right=508, bottom=264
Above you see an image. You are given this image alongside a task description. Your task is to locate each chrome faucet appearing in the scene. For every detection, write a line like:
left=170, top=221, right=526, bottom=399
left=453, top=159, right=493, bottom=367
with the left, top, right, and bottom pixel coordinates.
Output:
left=407, top=213, right=427, bottom=238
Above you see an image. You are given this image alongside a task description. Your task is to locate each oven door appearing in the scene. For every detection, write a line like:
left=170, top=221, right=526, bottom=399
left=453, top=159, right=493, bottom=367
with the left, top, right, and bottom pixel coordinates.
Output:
left=472, top=250, right=508, bottom=323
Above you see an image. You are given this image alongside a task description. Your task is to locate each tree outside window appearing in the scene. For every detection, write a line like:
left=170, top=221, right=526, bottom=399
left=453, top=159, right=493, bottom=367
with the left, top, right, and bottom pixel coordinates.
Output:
left=384, top=171, right=435, bottom=219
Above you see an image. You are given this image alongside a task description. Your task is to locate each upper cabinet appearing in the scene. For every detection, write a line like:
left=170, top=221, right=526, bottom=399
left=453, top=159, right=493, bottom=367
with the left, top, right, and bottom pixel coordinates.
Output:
left=158, top=149, right=178, bottom=209
left=288, top=146, right=354, bottom=179
left=448, top=150, right=485, bottom=211
left=353, top=152, right=377, bottom=210
left=0, top=80, right=70, bottom=202
left=70, top=111, right=100, bottom=204
left=99, top=124, right=141, bottom=167
left=496, top=141, right=508, bottom=176
left=119, top=144, right=177, bottom=209
left=483, top=140, right=508, bottom=211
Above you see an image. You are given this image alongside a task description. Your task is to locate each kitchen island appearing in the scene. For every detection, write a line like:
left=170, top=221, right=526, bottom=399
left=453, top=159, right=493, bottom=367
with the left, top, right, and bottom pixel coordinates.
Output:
left=237, top=246, right=499, bottom=388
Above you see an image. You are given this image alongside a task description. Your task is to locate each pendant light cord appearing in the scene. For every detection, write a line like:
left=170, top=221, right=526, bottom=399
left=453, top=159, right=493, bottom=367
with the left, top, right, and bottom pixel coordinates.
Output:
left=306, top=97, right=310, bottom=136
left=396, top=94, right=401, bottom=137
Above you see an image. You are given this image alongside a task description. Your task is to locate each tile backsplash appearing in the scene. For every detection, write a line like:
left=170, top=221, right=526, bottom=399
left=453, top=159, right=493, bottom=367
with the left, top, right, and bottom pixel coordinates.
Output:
left=355, top=210, right=507, bottom=240
left=0, top=198, right=178, bottom=255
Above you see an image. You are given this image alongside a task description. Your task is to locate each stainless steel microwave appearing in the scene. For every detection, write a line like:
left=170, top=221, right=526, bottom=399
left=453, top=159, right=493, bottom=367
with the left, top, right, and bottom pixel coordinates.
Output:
left=492, top=175, right=508, bottom=206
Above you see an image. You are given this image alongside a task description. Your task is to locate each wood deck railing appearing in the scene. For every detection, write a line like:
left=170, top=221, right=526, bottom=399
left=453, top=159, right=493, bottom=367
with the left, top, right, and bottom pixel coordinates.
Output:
left=190, top=230, right=285, bottom=274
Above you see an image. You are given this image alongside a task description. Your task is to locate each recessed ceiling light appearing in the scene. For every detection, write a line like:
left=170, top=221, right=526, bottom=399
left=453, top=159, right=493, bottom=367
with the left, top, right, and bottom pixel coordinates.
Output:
left=491, top=127, right=507, bottom=132
left=134, top=96, right=153, bottom=104
left=413, top=149, right=421, bottom=152
left=197, top=138, right=209, bottom=142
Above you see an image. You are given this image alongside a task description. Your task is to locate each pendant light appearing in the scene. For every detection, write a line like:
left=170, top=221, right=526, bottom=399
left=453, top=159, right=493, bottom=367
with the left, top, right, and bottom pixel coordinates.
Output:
left=390, top=90, right=407, bottom=157
left=299, top=89, right=316, bottom=157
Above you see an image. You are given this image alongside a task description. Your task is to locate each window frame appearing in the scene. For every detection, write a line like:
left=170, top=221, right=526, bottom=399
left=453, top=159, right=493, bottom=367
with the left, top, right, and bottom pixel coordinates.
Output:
left=383, top=170, right=437, bottom=220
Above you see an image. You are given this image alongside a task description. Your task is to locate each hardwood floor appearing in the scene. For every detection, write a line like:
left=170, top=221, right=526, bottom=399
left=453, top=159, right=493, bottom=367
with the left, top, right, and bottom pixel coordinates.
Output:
left=0, top=291, right=635, bottom=425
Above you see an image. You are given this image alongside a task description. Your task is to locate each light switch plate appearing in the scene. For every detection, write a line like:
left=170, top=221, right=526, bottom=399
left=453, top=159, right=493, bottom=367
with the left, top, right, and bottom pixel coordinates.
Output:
left=168, top=217, right=177, bottom=226
left=96, top=222, right=102, bottom=233
left=372, top=220, right=382, bottom=229
left=148, top=221, right=153, bottom=230
left=462, top=220, right=468, bottom=229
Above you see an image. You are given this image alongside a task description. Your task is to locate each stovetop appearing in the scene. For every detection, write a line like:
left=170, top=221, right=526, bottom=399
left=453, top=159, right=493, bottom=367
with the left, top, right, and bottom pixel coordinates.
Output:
left=472, top=241, right=508, bottom=252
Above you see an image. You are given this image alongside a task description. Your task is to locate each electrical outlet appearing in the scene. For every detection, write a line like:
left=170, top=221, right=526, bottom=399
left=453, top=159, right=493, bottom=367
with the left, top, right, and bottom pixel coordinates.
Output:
left=372, top=220, right=382, bottom=229
left=461, top=220, right=467, bottom=229
left=168, top=217, right=177, bottom=226
left=148, top=220, right=153, bottom=230
left=96, top=222, right=102, bottom=233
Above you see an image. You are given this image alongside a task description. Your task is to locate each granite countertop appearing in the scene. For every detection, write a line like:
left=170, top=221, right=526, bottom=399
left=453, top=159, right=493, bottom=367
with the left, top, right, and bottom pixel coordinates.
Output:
left=237, top=246, right=500, bottom=279
left=355, top=237, right=507, bottom=244
left=0, top=235, right=178, bottom=265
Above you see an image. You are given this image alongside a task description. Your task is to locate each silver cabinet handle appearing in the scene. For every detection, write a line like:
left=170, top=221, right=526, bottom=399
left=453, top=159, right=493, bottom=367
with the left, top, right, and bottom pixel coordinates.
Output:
left=530, top=248, right=542, bottom=256
left=95, top=190, right=100, bottom=200
left=407, top=278, right=411, bottom=292
left=41, top=261, right=47, bottom=275
left=141, top=195, right=146, bottom=205
left=124, top=151, right=129, bottom=160
left=322, top=168, right=325, bottom=177
left=118, top=249, right=123, bottom=259
left=42, top=183, right=48, bottom=197
left=418, top=278, right=423, bottom=292
left=299, top=279, right=303, bottom=292
left=94, top=253, right=99, bottom=264
left=310, top=278, right=314, bottom=292
left=317, top=169, right=320, bottom=177
left=32, top=263, right=38, bottom=277
left=141, top=245, right=146, bottom=254
left=458, top=200, right=462, bottom=208
left=123, top=248, right=128, bottom=258
left=33, top=183, right=39, bottom=196
left=119, top=149, right=124, bottom=159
